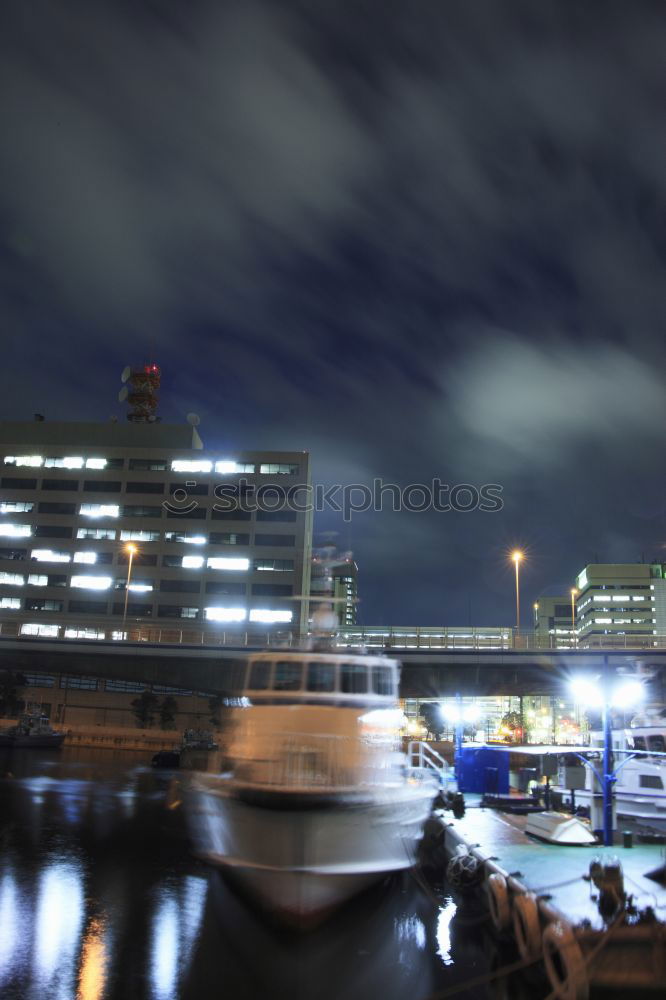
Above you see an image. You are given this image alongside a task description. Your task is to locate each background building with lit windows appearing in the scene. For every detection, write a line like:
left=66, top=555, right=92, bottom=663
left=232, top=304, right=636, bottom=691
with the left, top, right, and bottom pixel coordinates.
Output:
left=533, top=594, right=576, bottom=648
left=310, top=545, right=358, bottom=627
left=0, top=419, right=313, bottom=638
left=574, top=562, right=666, bottom=644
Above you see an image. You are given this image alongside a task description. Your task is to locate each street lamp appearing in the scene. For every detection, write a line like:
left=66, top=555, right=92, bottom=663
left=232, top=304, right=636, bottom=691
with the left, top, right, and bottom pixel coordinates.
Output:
left=511, top=550, right=523, bottom=631
left=570, top=588, right=578, bottom=648
left=570, top=673, right=644, bottom=846
left=122, top=543, right=138, bottom=627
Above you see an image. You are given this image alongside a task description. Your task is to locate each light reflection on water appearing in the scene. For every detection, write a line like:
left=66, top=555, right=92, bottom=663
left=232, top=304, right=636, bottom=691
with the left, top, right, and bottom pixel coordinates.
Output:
left=0, top=748, right=495, bottom=1000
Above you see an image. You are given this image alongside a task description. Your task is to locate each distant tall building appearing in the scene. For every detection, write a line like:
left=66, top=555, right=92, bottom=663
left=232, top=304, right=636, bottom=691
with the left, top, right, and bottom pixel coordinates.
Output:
left=0, top=418, right=313, bottom=636
left=533, top=594, right=576, bottom=648
left=310, top=545, right=358, bottom=627
left=574, top=563, right=666, bottom=644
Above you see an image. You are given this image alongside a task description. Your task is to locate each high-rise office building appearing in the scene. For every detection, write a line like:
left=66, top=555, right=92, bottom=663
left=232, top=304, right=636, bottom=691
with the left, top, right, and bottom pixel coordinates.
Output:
left=310, top=546, right=358, bottom=627
left=574, top=563, right=666, bottom=643
left=0, top=419, right=313, bottom=637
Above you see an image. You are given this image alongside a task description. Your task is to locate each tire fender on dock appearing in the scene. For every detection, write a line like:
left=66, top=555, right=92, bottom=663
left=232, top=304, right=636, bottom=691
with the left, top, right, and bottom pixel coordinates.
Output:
left=486, top=872, right=511, bottom=932
left=542, top=920, right=588, bottom=1000
left=512, top=892, right=541, bottom=960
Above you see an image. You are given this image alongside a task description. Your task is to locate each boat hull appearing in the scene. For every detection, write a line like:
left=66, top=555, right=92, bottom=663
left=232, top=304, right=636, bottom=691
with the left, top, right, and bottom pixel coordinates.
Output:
left=9, top=733, right=65, bottom=749
left=188, top=776, right=437, bottom=924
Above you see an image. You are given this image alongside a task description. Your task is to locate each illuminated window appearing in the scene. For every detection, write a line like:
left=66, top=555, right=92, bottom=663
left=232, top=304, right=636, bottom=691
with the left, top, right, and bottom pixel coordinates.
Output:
left=249, top=609, right=293, bottom=623
left=204, top=606, right=247, bottom=622
left=215, top=461, right=255, bottom=474
left=182, top=555, right=204, bottom=569
left=85, top=458, right=107, bottom=469
left=73, top=552, right=97, bottom=564
left=27, top=574, right=48, bottom=586
left=20, top=623, right=59, bottom=637
left=0, top=572, right=25, bottom=586
left=207, top=557, right=249, bottom=571
left=120, top=530, right=160, bottom=542
left=0, top=523, right=31, bottom=537
left=0, top=597, right=20, bottom=609
left=0, top=501, right=34, bottom=513
left=164, top=532, right=206, bottom=544
left=44, top=456, right=84, bottom=469
left=70, top=575, right=113, bottom=590
left=259, top=464, right=299, bottom=475
left=64, top=628, right=106, bottom=640
left=77, top=528, right=117, bottom=540
left=3, top=455, right=43, bottom=467
left=80, top=504, right=119, bottom=518
left=254, top=559, right=294, bottom=572
left=171, top=460, right=212, bottom=473
left=31, top=550, right=71, bottom=563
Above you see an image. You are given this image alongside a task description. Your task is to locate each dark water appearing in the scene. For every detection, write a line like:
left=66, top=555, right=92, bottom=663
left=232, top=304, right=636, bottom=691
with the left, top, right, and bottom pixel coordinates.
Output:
left=0, top=748, right=524, bottom=1000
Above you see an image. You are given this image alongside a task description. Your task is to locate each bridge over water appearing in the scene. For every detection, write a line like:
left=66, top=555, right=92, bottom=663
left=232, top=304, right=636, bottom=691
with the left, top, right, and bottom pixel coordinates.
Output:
left=1, top=618, right=665, bottom=699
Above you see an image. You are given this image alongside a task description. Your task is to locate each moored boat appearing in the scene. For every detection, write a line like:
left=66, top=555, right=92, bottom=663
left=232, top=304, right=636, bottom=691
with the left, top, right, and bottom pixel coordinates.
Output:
left=0, top=712, right=65, bottom=749
left=187, top=649, right=438, bottom=925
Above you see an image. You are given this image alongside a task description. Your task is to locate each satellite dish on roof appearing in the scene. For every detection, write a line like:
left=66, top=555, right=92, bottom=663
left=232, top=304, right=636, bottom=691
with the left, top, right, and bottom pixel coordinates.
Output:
left=121, top=366, right=131, bottom=383
left=186, top=412, right=201, bottom=427
left=118, top=387, right=129, bottom=402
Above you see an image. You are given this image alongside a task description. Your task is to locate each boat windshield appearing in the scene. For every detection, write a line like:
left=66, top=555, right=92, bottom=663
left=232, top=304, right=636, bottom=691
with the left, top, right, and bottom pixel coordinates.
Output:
left=244, top=658, right=396, bottom=697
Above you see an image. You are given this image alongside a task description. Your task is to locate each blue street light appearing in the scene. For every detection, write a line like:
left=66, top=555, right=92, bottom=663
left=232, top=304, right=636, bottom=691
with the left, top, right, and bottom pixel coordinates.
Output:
left=571, top=674, right=644, bottom=846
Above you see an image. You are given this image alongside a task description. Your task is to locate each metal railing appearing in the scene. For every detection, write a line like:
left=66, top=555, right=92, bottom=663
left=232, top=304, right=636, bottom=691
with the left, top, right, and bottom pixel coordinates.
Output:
left=407, top=740, right=455, bottom=790
left=1, top=614, right=665, bottom=652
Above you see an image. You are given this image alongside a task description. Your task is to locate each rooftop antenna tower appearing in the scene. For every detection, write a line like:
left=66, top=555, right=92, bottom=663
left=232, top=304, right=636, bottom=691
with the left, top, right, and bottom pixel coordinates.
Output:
left=118, top=363, right=162, bottom=423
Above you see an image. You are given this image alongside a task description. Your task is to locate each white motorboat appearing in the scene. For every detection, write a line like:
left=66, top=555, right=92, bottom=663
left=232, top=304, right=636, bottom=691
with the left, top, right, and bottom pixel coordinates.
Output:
left=553, top=708, right=666, bottom=832
left=0, top=712, right=65, bottom=749
left=187, top=648, right=439, bottom=925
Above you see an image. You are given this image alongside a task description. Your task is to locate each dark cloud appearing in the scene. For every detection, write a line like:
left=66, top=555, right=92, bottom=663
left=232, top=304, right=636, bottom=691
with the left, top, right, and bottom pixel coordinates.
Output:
left=1, top=1, right=665, bottom=624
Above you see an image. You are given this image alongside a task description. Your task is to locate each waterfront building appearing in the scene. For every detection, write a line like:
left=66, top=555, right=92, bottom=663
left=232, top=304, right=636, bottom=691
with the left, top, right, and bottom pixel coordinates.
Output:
left=575, top=563, right=666, bottom=644
left=0, top=418, right=313, bottom=638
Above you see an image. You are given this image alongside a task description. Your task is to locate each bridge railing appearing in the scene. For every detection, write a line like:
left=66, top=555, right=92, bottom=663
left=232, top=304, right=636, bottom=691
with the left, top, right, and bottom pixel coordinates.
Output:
left=1, top=614, right=665, bottom=652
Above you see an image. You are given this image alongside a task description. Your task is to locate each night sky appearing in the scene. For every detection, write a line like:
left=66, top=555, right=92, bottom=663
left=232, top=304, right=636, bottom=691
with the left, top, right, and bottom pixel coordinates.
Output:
left=1, top=1, right=665, bottom=626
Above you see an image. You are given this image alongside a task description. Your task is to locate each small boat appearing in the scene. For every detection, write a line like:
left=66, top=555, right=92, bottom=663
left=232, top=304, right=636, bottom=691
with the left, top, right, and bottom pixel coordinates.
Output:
left=0, top=712, right=65, bottom=749
left=187, top=648, right=439, bottom=926
left=553, top=708, right=666, bottom=832
left=182, top=729, right=218, bottom=751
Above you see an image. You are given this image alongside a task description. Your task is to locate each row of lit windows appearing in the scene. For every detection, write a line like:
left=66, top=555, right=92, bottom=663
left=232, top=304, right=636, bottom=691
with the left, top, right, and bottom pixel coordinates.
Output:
left=4, top=455, right=300, bottom=475
left=17, top=604, right=293, bottom=627
left=0, top=574, right=293, bottom=595
left=0, top=504, right=298, bottom=523
left=1, top=550, right=294, bottom=571
left=0, top=524, right=296, bottom=545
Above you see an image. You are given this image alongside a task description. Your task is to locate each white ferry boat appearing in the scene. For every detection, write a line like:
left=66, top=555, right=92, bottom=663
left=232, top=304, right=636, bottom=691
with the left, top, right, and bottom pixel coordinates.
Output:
left=553, top=708, right=666, bottom=832
left=187, top=649, right=439, bottom=925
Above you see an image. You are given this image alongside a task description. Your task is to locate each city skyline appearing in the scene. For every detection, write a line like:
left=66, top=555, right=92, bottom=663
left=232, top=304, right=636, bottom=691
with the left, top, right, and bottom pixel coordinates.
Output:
left=1, top=2, right=665, bottom=625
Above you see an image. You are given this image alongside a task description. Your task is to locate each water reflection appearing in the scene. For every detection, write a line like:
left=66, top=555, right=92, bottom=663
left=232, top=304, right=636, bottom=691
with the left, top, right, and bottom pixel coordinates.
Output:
left=77, top=916, right=109, bottom=1000
left=0, top=749, right=496, bottom=1000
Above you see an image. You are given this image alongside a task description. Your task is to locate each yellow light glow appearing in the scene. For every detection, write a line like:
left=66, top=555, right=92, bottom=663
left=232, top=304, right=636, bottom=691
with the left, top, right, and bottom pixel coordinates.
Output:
left=571, top=587, right=578, bottom=597
left=511, top=550, right=523, bottom=563
left=125, top=543, right=137, bottom=555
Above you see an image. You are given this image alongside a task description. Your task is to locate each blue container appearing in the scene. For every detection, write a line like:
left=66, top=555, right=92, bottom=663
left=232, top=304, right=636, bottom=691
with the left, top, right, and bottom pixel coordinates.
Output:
left=456, top=748, right=509, bottom=794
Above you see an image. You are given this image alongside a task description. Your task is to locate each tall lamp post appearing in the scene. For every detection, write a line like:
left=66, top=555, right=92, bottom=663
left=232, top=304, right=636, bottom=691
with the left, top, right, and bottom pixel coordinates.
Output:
left=122, top=543, right=138, bottom=628
left=570, top=588, right=578, bottom=648
left=571, top=673, right=644, bottom=846
left=511, top=550, right=523, bottom=632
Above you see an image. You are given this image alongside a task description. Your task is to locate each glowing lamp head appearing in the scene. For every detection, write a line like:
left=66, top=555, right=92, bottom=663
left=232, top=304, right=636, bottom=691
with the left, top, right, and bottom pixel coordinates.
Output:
left=611, top=679, right=644, bottom=709
left=571, top=587, right=578, bottom=597
left=570, top=676, right=603, bottom=709
left=511, top=550, right=523, bottom=564
left=126, top=543, right=137, bottom=555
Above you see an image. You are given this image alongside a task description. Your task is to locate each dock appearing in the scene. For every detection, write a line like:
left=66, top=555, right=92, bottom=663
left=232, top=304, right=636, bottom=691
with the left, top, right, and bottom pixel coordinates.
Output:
left=427, top=803, right=666, bottom=996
